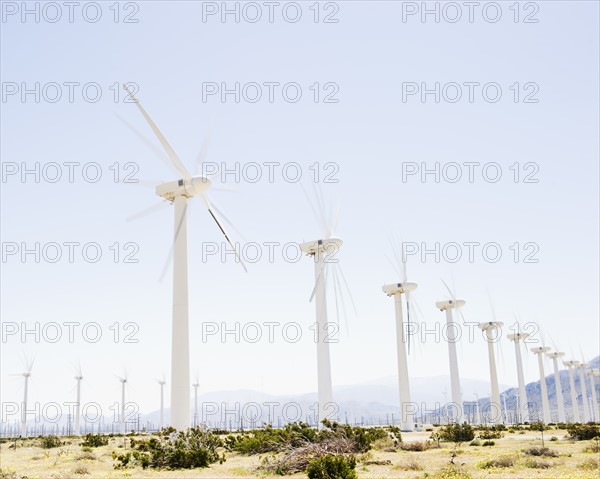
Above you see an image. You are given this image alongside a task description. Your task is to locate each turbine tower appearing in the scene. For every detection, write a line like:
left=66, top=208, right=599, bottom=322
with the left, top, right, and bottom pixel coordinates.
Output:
left=588, top=369, right=600, bottom=422
left=74, top=366, right=83, bottom=436
left=546, top=352, right=566, bottom=423
left=192, top=376, right=200, bottom=428
left=126, top=86, right=246, bottom=430
left=530, top=347, right=551, bottom=423
left=473, top=392, right=481, bottom=425
left=576, top=362, right=591, bottom=422
left=507, top=332, right=530, bottom=423
left=563, top=360, right=581, bottom=422
left=479, top=321, right=503, bottom=424
left=157, top=378, right=166, bottom=430
left=436, top=281, right=465, bottom=423
left=382, top=277, right=417, bottom=432
left=300, top=236, right=343, bottom=427
left=117, top=376, right=127, bottom=434
left=18, top=368, right=32, bottom=437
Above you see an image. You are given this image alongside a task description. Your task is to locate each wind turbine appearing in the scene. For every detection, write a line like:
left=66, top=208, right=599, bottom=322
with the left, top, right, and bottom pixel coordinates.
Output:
left=299, top=188, right=353, bottom=428
left=576, top=362, right=591, bottom=422
left=117, top=375, right=128, bottom=434
left=125, top=86, right=246, bottom=430
left=435, top=280, right=465, bottom=423
left=546, top=352, right=566, bottom=423
left=157, top=377, right=166, bottom=430
left=507, top=331, right=530, bottom=423
left=530, top=347, right=551, bottom=423
left=479, top=321, right=504, bottom=424
left=74, top=365, right=83, bottom=436
left=473, top=391, right=481, bottom=425
left=382, top=242, right=417, bottom=432
left=13, top=358, right=34, bottom=437
left=192, top=375, right=200, bottom=428
left=587, top=369, right=600, bottom=422
left=563, top=360, right=581, bottom=422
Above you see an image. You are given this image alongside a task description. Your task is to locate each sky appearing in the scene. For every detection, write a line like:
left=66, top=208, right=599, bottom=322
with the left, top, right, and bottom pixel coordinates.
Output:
left=1, top=1, right=599, bottom=420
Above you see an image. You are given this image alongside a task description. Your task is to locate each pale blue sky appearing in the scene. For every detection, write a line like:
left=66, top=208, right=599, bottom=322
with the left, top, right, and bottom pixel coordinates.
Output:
left=1, top=1, right=598, bottom=416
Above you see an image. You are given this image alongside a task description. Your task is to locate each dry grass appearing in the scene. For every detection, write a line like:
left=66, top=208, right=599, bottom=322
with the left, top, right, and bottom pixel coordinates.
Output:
left=2, top=428, right=600, bottom=478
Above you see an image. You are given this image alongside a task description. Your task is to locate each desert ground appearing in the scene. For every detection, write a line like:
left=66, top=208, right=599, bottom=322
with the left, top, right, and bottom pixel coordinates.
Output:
left=1, top=427, right=599, bottom=479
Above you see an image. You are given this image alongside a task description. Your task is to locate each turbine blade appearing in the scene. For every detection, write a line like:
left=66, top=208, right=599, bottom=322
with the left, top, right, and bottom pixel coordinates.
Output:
left=208, top=199, right=247, bottom=243
left=336, top=264, right=357, bottom=315
left=406, top=291, right=412, bottom=355
left=123, top=84, right=191, bottom=180
left=309, top=266, right=325, bottom=302
left=300, top=183, right=328, bottom=238
left=384, top=254, right=401, bottom=278
left=195, top=125, right=213, bottom=176
left=441, top=279, right=455, bottom=301
left=115, top=113, right=172, bottom=171
left=158, top=202, right=188, bottom=282
left=199, top=195, right=247, bottom=272
left=127, top=200, right=169, bottom=222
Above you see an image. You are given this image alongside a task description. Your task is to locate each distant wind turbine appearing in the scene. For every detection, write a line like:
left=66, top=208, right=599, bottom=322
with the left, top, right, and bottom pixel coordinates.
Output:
left=563, top=360, right=581, bottom=422
left=436, top=280, right=465, bottom=423
left=507, top=328, right=530, bottom=423
left=546, top=351, right=566, bottom=423
left=530, top=346, right=551, bottom=423
left=382, top=239, right=417, bottom=432
left=74, top=364, right=83, bottom=436
left=12, top=357, right=34, bottom=437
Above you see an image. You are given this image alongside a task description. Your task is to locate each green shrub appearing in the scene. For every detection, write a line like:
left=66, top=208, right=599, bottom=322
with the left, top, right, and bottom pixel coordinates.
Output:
left=481, top=440, right=495, bottom=447
left=478, top=455, right=516, bottom=468
left=477, top=426, right=503, bottom=439
left=523, top=447, right=558, bottom=457
left=567, top=424, right=600, bottom=441
left=306, top=454, right=357, bottom=479
left=80, top=434, right=109, bottom=448
left=524, top=458, right=553, bottom=469
left=39, top=435, right=63, bottom=449
left=113, top=427, right=224, bottom=470
left=438, top=423, right=475, bottom=443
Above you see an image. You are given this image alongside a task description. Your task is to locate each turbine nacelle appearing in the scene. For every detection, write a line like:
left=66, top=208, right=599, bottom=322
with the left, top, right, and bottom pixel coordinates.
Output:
left=531, top=346, right=551, bottom=354
left=382, top=282, right=417, bottom=296
left=478, top=321, right=503, bottom=331
left=547, top=351, right=565, bottom=359
left=507, top=332, right=530, bottom=342
left=435, top=299, right=465, bottom=311
left=156, top=176, right=212, bottom=201
left=577, top=362, right=589, bottom=369
left=563, top=360, right=580, bottom=368
left=300, top=237, right=343, bottom=256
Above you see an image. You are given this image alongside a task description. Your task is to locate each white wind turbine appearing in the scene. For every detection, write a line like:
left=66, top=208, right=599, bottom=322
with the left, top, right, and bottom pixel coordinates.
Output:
left=116, top=374, right=128, bottom=434
left=530, top=346, right=551, bottom=423
left=192, top=374, right=200, bottom=428
left=546, top=351, right=566, bottom=423
left=125, top=86, right=246, bottom=430
left=587, top=369, right=600, bottom=422
left=300, top=188, right=353, bottom=428
left=576, top=361, right=591, bottom=422
left=479, top=320, right=504, bottom=424
left=12, top=357, right=34, bottom=437
left=473, top=391, right=481, bottom=425
left=73, top=364, right=84, bottom=436
left=563, top=360, right=581, bottom=422
left=507, top=330, right=530, bottom=423
left=157, top=377, right=166, bottom=430
left=382, top=241, right=417, bottom=432
left=435, top=280, right=465, bottom=423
